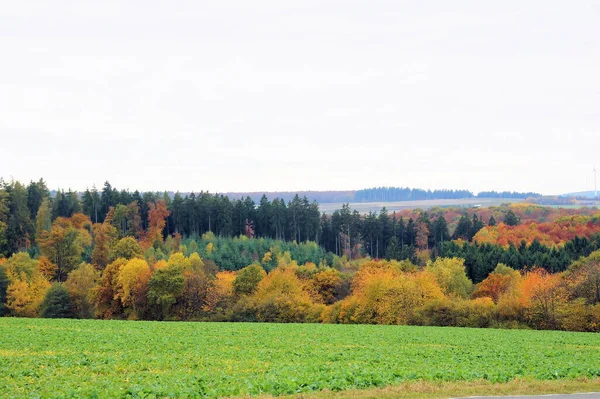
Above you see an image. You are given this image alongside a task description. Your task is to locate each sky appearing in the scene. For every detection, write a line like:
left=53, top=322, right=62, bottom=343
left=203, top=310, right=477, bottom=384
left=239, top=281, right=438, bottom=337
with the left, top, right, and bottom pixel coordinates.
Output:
left=0, top=1, right=599, bottom=195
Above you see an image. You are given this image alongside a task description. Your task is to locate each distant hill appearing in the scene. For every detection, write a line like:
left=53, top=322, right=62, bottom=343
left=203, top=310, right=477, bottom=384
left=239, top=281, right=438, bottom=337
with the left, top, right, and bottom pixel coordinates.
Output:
left=221, top=191, right=355, bottom=203
left=562, top=191, right=598, bottom=199
left=222, top=187, right=540, bottom=204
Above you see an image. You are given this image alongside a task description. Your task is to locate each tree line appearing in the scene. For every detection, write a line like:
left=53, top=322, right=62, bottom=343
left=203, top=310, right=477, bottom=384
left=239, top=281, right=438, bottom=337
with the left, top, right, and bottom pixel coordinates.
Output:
left=354, top=187, right=540, bottom=202
left=2, top=237, right=600, bottom=333
left=0, top=178, right=583, bottom=286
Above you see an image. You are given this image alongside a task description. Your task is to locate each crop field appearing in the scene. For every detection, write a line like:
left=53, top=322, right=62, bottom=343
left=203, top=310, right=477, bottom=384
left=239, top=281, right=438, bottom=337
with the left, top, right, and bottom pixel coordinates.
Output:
left=319, top=198, right=522, bottom=214
left=1, top=319, right=600, bottom=399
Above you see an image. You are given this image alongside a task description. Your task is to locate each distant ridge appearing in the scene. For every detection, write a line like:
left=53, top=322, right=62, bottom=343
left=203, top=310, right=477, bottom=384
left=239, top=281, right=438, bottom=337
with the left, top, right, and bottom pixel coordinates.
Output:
left=562, top=191, right=598, bottom=199
left=221, top=187, right=539, bottom=204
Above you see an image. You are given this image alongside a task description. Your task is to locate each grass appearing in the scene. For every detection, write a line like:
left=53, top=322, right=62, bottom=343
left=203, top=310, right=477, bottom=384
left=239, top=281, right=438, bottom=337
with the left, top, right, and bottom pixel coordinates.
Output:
left=254, top=378, right=600, bottom=399
left=1, top=318, right=599, bottom=398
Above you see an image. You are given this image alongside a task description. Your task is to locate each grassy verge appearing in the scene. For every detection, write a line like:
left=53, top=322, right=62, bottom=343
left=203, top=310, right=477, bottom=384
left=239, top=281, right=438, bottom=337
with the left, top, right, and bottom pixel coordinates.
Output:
left=250, top=378, right=600, bottom=399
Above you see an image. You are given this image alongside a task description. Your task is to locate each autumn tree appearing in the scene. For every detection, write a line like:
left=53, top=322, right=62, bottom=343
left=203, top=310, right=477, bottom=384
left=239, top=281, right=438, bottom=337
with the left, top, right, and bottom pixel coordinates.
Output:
left=310, top=268, right=343, bottom=305
left=91, top=258, right=127, bottom=319
left=118, top=258, right=151, bottom=319
left=415, top=220, right=429, bottom=250
left=425, top=257, right=473, bottom=298
left=521, top=268, right=566, bottom=329
left=65, top=263, right=97, bottom=318
left=250, top=267, right=318, bottom=323
left=333, top=260, right=445, bottom=325
left=38, top=214, right=92, bottom=281
left=147, top=261, right=184, bottom=319
left=112, top=201, right=143, bottom=239
left=203, top=271, right=236, bottom=319
left=4, top=253, right=50, bottom=317
left=472, top=273, right=512, bottom=303
left=37, top=256, right=58, bottom=281
left=177, top=268, right=211, bottom=320
left=110, top=236, right=143, bottom=262
left=144, top=200, right=170, bottom=248
left=92, top=209, right=118, bottom=269
left=233, top=264, right=266, bottom=297
left=564, top=250, right=600, bottom=304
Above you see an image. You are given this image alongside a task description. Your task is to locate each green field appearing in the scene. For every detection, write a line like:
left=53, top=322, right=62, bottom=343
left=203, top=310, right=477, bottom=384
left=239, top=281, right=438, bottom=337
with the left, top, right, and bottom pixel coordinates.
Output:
left=318, top=198, right=522, bottom=214
left=1, top=319, right=599, bottom=399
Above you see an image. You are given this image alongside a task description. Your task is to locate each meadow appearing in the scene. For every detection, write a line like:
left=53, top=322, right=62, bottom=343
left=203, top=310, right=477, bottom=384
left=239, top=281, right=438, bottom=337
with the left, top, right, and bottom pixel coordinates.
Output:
left=318, top=198, right=522, bottom=214
left=1, top=319, right=600, bottom=398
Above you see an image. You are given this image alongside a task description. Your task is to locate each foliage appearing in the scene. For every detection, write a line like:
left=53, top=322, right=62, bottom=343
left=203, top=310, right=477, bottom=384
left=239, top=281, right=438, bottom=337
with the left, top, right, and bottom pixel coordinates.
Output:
left=110, top=236, right=143, bottom=262
left=425, top=257, right=473, bottom=298
left=232, top=264, right=266, bottom=297
left=38, top=214, right=92, bottom=281
left=6, top=275, right=50, bottom=317
left=250, top=267, right=320, bottom=323
left=117, top=258, right=151, bottom=319
left=147, top=262, right=184, bottom=319
left=65, top=263, right=97, bottom=319
left=564, top=250, right=600, bottom=304
left=40, top=283, right=73, bottom=318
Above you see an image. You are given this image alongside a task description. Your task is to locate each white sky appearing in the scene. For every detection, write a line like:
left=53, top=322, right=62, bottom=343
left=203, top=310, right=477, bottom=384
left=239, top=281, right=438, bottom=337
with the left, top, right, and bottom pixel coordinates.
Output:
left=0, top=1, right=599, bottom=195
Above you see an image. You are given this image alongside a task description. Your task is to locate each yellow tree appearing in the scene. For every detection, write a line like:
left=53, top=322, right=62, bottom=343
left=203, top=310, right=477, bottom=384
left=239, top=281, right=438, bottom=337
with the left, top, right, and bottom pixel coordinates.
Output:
left=91, top=258, right=127, bottom=319
left=38, top=214, right=92, bottom=281
left=118, top=258, right=151, bottom=319
left=65, top=263, right=98, bottom=318
left=203, top=271, right=236, bottom=315
left=37, top=256, right=58, bottom=281
left=250, top=268, right=319, bottom=323
left=91, top=211, right=118, bottom=269
left=3, top=252, right=50, bottom=317
left=425, top=257, right=473, bottom=299
left=310, top=268, right=343, bottom=305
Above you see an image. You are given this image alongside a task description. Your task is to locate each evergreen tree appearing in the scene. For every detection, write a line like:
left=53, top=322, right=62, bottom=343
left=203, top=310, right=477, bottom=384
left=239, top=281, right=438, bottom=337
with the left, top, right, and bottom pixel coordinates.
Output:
left=41, top=283, right=74, bottom=318
left=405, top=218, right=416, bottom=247
left=378, top=208, right=392, bottom=257
left=431, top=215, right=450, bottom=251
left=471, top=214, right=485, bottom=239
left=26, top=179, right=49, bottom=220
left=504, top=210, right=520, bottom=226
left=256, top=195, right=271, bottom=238
left=488, top=215, right=497, bottom=226
left=6, top=181, right=34, bottom=252
left=452, top=214, right=473, bottom=241
left=0, top=265, right=9, bottom=316
left=385, top=236, right=402, bottom=260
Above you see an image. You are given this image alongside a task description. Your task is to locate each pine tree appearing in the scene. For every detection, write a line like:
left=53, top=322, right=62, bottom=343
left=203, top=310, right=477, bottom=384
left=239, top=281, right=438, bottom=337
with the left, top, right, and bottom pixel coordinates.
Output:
left=504, top=210, right=520, bottom=226
left=41, top=284, right=74, bottom=318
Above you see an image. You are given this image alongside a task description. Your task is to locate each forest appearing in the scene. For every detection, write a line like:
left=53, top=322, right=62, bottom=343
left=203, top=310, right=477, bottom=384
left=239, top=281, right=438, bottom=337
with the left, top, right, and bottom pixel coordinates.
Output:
left=203, top=187, right=539, bottom=204
left=1, top=178, right=599, bottom=331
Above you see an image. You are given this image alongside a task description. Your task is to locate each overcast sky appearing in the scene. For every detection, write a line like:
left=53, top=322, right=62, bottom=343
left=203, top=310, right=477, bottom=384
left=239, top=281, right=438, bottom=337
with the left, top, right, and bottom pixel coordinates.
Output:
left=1, top=1, right=598, bottom=195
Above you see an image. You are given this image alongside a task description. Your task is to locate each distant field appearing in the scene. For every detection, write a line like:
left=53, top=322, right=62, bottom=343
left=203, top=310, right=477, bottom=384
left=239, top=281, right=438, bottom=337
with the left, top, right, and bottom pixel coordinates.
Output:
left=319, top=198, right=522, bottom=214
left=1, top=319, right=600, bottom=398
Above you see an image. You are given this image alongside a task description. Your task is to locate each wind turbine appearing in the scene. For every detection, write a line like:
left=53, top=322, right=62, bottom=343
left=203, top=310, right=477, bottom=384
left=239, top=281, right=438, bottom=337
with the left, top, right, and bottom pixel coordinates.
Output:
left=594, top=167, right=598, bottom=199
